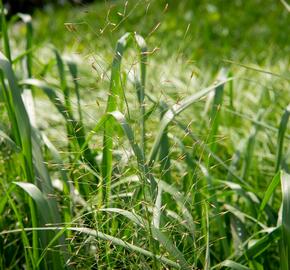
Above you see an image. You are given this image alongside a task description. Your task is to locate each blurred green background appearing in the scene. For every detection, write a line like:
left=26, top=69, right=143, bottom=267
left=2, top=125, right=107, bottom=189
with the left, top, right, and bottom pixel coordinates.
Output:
left=9, top=0, right=285, bottom=79
left=8, top=0, right=290, bottom=65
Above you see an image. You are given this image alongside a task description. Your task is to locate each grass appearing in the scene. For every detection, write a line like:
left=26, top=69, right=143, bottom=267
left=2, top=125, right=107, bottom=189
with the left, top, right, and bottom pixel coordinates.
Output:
left=0, top=0, right=290, bottom=269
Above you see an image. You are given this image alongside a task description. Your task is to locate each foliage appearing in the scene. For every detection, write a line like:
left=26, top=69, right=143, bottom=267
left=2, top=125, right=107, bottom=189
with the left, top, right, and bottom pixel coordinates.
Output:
left=0, top=1, right=289, bottom=269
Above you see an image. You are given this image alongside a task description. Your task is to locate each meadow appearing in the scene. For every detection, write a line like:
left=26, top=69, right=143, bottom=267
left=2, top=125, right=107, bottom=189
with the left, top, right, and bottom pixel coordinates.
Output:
left=0, top=0, right=290, bottom=269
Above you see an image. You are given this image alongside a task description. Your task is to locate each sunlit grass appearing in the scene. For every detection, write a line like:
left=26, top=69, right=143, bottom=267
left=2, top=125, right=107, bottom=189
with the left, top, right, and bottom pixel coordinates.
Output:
left=0, top=1, right=290, bottom=269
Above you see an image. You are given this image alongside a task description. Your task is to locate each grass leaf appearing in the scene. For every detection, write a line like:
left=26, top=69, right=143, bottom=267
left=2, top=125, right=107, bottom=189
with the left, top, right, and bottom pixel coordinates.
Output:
left=281, top=171, right=290, bottom=270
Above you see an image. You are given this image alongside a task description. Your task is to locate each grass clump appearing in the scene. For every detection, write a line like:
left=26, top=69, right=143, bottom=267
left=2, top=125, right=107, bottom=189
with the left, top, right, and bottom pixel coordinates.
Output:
left=0, top=1, right=290, bottom=269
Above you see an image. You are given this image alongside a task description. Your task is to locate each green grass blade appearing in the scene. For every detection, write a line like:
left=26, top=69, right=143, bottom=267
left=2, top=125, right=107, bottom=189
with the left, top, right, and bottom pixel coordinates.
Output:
left=158, top=105, right=172, bottom=182
left=260, top=171, right=281, bottom=211
left=0, top=184, right=15, bottom=216
left=78, top=110, right=155, bottom=203
left=145, top=92, right=254, bottom=190
left=0, top=52, right=33, bottom=181
left=203, top=201, right=210, bottom=270
left=207, top=68, right=227, bottom=155
left=108, top=111, right=155, bottom=192
left=17, top=13, right=33, bottom=77
left=281, top=171, right=290, bottom=270
left=275, top=105, right=290, bottom=172
left=14, top=182, right=64, bottom=269
left=100, top=208, right=145, bottom=227
left=102, top=33, right=131, bottom=202
left=20, top=78, right=100, bottom=183
left=213, top=260, right=250, bottom=270
left=224, top=204, right=267, bottom=230
left=102, top=32, right=148, bottom=205
left=148, top=77, right=233, bottom=168
left=67, top=59, right=83, bottom=123
left=0, top=52, right=41, bottom=264
left=53, top=48, right=68, bottom=101
left=242, top=226, right=281, bottom=261
left=151, top=226, right=191, bottom=269
left=241, top=109, right=264, bottom=180
left=41, top=132, right=72, bottom=228
left=41, top=132, right=71, bottom=189
left=221, top=227, right=279, bottom=263
left=14, top=182, right=51, bottom=225
left=1, top=226, right=180, bottom=269
left=223, top=106, right=290, bottom=139
left=152, top=183, right=162, bottom=229
left=0, top=3, right=11, bottom=61
left=157, top=180, right=195, bottom=238
left=20, top=78, right=70, bottom=119
left=220, top=180, right=276, bottom=225
left=228, top=71, right=234, bottom=109
left=1, top=182, right=35, bottom=268
left=31, top=128, right=65, bottom=241
left=230, top=214, right=248, bottom=252
left=164, top=209, right=193, bottom=232
left=131, top=34, right=147, bottom=154
left=31, top=131, right=54, bottom=194
left=198, top=163, right=230, bottom=258
left=0, top=128, right=20, bottom=152
left=110, top=174, right=140, bottom=189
